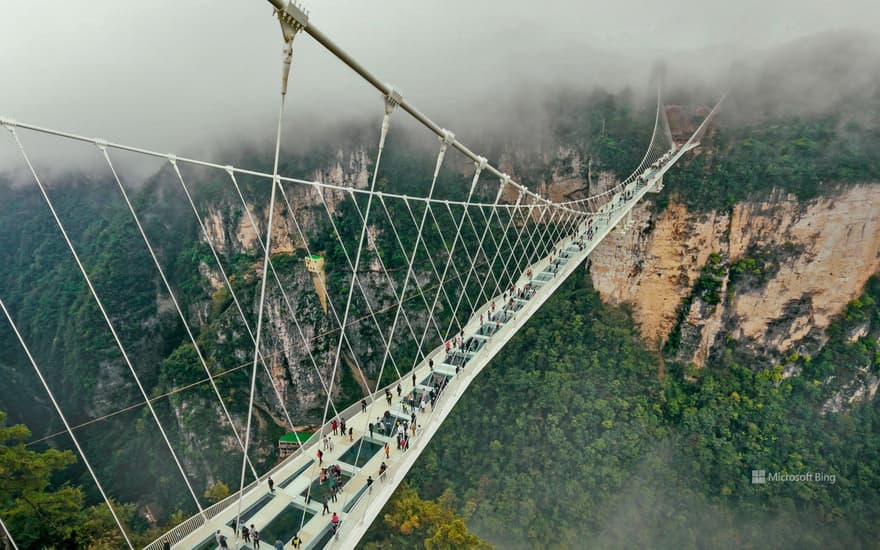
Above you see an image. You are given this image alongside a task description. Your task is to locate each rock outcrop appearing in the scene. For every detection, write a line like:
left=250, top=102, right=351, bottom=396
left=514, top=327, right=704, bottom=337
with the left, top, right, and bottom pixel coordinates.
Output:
left=589, top=184, right=880, bottom=367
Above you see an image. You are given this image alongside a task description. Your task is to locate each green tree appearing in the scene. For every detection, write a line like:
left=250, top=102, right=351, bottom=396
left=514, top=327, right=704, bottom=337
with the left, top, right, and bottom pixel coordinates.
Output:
left=0, top=411, right=82, bottom=548
left=204, top=481, right=230, bottom=504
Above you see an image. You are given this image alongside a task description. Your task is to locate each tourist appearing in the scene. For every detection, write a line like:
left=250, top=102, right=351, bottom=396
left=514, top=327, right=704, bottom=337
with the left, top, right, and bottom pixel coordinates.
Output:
left=322, top=495, right=330, bottom=515
left=331, top=512, right=340, bottom=533
left=241, top=524, right=250, bottom=543
left=290, top=534, right=302, bottom=548
left=251, top=525, right=260, bottom=548
left=267, top=476, right=274, bottom=493
left=360, top=398, right=367, bottom=413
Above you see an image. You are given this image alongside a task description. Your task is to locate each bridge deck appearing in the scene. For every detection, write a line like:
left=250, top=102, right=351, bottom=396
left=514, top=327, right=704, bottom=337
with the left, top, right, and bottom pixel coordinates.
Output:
left=155, top=152, right=682, bottom=550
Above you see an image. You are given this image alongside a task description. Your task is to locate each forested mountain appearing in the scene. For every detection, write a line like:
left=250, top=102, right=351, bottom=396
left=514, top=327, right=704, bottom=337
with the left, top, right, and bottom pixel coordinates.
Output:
left=1, top=31, right=879, bottom=549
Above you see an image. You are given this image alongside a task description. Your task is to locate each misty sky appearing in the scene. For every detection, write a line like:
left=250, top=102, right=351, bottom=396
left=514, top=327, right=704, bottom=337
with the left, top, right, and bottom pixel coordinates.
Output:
left=1, top=0, right=878, bottom=172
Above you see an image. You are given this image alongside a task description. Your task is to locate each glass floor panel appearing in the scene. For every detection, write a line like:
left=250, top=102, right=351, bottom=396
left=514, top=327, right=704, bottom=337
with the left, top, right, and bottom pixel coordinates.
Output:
left=226, top=493, right=274, bottom=528
left=257, top=503, right=315, bottom=547
left=279, top=460, right=315, bottom=489
left=337, top=438, right=383, bottom=468
left=191, top=534, right=219, bottom=550
left=307, top=524, right=337, bottom=550
left=300, top=471, right=353, bottom=504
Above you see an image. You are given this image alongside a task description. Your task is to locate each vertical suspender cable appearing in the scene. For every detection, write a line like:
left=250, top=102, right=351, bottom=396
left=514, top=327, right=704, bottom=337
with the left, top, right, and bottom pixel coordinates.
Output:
left=412, top=161, right=488, bottom=358
left=313, top=96, right=397, bottom=525
left=235, top=30, right=296, bottom=532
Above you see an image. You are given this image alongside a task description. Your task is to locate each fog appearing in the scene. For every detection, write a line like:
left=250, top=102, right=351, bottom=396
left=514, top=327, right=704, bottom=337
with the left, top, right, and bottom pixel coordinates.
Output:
left=1, top=0, right=879, bottom=176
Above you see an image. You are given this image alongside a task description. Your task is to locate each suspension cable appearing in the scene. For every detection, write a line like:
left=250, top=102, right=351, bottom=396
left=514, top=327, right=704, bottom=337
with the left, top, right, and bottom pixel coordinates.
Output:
left=0, top=296, right=133, bottom=548
left=98, top=145, right=259, bottom=482
left=3, top=124, right=207, bottom=521
left=0, top=515, right=19, bottom=550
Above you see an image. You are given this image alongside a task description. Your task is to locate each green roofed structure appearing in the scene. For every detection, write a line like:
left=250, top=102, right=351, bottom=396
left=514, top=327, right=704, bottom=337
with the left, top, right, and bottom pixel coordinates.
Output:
left=279, top=431, right=313, bottom=459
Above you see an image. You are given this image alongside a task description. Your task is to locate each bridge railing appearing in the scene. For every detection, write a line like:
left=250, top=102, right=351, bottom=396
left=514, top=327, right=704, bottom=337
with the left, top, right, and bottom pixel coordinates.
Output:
left=144, top=363, right=442, bottom=549
left=327, top=346, right=478, bottom=548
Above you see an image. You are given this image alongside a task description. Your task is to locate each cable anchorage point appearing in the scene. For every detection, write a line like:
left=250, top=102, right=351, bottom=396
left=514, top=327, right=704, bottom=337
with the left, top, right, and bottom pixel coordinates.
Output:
left=277, top=1, right=309, bottom=41
left=0, top=117, right=16, bottom=131
left=384, top=87, right=403, bottom=114
left=439, top=129, right=455, bottom=146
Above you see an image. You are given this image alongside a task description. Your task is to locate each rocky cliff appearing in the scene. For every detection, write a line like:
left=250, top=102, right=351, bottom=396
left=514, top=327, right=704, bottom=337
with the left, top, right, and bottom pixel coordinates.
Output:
left=588, top=183, right=880, bottom=369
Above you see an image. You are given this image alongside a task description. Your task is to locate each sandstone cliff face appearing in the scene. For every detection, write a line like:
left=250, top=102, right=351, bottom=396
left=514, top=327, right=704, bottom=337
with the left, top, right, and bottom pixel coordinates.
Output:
left=184, top=146, right=397, bottom=427
left=589, top=183, right=880, bottom=367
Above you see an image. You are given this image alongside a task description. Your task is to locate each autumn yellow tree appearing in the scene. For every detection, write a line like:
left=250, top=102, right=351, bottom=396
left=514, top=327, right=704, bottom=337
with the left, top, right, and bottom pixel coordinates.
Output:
left=363, top=483, right=491, bottom=549
left=204, top=481, right=230, bottom=504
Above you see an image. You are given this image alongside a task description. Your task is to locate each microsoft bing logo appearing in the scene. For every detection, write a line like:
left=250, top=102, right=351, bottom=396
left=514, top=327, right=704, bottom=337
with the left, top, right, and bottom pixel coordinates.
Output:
left=752, top=470, right=766, bottom=484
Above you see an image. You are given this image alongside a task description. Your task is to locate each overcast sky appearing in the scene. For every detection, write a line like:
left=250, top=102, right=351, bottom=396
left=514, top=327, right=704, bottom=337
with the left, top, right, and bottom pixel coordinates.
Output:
left=1, top=0, right=878, bottom=173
